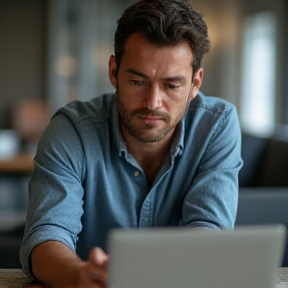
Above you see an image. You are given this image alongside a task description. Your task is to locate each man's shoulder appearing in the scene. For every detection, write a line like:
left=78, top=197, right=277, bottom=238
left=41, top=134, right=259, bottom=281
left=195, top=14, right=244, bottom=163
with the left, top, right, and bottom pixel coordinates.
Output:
left=190, top=91, right=236, bottom=116
left=54, top=93, right=116, bottom=124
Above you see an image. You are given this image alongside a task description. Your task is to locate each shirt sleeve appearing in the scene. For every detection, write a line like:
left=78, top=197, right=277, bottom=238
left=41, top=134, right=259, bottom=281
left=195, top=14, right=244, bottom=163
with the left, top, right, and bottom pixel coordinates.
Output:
left=20, top=113, right=85, bottom=281
left=181, top=104, right=243, bottom=230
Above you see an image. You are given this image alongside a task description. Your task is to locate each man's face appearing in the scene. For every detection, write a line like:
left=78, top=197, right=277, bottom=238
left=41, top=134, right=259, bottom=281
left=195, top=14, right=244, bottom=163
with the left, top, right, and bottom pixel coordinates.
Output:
left=109, top=33, right=203, bottom=143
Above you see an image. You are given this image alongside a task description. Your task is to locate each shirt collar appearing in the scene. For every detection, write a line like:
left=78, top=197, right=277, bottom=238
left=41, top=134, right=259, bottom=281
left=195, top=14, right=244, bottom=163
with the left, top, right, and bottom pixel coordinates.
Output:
left=170, top=118, right=185, bottom=158
left=111, top=97, right=128, bottom=158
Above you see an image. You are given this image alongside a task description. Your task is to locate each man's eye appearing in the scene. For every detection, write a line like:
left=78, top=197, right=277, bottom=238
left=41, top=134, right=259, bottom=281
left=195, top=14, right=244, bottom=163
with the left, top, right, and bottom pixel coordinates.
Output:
left=130, top=80, right=146, bottom=86
left=165, top=84, right=181, bottom=89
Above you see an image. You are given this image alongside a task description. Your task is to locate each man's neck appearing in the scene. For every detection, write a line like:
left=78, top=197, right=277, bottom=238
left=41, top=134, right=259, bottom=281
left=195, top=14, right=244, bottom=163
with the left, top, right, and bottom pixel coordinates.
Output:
left=122, top=126, right=175, bottom=188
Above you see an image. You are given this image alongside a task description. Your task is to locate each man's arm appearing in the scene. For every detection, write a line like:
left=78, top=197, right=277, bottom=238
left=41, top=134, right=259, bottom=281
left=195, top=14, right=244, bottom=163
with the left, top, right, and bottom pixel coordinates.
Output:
left=181, top=101, right=243, bottom=230
left=20, top=113, right=86, bottom=280
left=31, top=241, right=108, bottom=288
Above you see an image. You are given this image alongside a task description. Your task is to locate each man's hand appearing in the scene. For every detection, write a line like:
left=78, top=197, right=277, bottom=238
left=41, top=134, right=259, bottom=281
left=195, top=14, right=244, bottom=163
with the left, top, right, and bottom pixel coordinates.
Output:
left=79, top=247, right=109, bottom=288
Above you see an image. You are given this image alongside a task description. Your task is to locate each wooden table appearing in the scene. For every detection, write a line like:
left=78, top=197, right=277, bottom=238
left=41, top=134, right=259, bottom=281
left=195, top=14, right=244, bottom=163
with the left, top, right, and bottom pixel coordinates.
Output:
left=0, top=153, right=34, bottom=174
left=0, top=268, right=288, bottom=288
left=0, top=269, right=43, bottom=288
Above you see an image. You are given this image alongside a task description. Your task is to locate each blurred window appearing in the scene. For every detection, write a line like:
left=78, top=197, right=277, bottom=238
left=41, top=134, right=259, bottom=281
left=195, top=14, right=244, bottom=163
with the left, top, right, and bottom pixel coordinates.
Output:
left=47, top=0, right=135, bottom=111
left=240, top=11, right=277, bottom=136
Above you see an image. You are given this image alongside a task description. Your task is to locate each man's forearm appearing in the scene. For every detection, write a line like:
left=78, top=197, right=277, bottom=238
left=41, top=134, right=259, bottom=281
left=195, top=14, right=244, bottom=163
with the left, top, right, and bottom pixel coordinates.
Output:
left=31, top=240, right=85, bottom=288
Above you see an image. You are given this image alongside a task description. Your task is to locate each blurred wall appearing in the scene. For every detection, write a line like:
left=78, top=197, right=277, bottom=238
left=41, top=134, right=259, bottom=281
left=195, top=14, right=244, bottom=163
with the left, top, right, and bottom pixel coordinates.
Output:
left=0, top=0, right=46, bottom=128
left=0, top=0, right=287, bottom=129
left=192, top=0, right=240, bottom=106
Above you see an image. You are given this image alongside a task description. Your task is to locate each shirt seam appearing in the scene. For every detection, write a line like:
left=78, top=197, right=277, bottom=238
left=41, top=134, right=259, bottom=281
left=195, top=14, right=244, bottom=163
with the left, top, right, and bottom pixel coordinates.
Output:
left=54, top=111, right=87, bottom=183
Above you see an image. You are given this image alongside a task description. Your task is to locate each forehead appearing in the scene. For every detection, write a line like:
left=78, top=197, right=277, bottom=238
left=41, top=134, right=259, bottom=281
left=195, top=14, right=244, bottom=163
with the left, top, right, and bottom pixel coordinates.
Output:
left=120, top=33, right=194, bottom=77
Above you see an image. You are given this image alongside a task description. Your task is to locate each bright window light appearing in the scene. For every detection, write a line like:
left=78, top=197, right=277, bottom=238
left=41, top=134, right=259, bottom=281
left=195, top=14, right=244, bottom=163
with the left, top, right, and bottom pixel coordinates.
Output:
left=240, top=11, right=277, bottom=136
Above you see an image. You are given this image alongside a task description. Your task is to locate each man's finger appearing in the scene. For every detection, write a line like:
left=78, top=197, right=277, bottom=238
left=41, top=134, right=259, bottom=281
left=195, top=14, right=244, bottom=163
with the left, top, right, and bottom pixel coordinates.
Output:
left=89, top=247, right=109, bottom=266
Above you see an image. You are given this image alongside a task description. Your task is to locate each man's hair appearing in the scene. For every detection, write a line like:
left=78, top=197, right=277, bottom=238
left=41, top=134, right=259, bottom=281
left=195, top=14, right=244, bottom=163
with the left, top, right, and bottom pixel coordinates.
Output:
left=114, top=0, right=211, bottom=78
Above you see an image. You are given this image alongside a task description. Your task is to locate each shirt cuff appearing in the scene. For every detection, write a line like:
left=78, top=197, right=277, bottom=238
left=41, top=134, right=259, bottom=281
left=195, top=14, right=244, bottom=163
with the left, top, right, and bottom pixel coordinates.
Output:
left=185, top=221, right=222, bottom=231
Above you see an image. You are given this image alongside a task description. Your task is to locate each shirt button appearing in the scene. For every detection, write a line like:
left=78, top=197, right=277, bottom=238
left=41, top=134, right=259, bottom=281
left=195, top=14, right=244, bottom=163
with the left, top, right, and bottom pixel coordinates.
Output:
left=134, top=171, right=140, bottom=177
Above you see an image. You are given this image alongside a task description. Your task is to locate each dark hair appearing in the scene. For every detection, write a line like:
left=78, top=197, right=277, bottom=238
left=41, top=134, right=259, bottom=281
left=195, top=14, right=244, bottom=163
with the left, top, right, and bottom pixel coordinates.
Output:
left=114, top=0, right=211, bottom=78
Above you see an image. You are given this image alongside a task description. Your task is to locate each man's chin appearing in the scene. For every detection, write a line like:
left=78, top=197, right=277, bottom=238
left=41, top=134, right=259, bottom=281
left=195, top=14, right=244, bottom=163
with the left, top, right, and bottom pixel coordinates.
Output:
left=130, top=129, right=167, bottom=143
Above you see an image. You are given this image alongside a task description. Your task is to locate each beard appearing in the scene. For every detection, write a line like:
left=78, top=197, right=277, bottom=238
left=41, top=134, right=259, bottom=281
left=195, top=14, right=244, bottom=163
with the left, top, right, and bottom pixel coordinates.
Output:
left=117, top=91, right=190, bottom=143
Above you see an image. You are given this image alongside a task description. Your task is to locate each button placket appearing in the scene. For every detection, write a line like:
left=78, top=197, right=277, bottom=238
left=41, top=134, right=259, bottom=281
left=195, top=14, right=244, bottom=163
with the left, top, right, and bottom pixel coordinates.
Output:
left=139, top=188, right=156, bottom=228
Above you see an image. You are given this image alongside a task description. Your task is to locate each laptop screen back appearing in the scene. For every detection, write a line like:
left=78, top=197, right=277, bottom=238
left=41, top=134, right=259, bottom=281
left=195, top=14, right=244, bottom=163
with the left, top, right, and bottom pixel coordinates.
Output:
left=108, top=225, right=286, bottom=288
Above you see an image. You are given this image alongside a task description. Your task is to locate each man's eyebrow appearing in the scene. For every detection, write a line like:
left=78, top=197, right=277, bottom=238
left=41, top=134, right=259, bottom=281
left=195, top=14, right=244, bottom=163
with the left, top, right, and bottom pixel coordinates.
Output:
left=125, top=68, right=150, bottom=79
left=161, top=75, right=187, bottom=82
left=125, top=68, right=186, bottom=82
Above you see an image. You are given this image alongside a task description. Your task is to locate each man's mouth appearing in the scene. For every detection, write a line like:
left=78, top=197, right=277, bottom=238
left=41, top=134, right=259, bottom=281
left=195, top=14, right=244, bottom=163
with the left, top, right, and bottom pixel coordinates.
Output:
left=131, top=110, right=170, bottom=124
left=137, top=115, right=164, bottom=125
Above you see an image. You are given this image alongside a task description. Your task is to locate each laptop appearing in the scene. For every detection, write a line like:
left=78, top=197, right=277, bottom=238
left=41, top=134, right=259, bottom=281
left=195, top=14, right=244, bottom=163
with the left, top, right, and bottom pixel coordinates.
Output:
left=107, top=225, right=286, bottom=288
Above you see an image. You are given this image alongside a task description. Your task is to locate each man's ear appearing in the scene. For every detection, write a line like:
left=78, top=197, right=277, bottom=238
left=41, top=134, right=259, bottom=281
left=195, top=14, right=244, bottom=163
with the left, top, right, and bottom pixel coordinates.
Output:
left=189, top=68, right=203, bottom=101
left=109, top=55, right=117, bottom=88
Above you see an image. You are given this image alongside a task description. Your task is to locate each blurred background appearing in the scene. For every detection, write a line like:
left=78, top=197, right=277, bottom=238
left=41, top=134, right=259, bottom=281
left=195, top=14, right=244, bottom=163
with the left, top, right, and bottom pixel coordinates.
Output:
left=0, top=0, right=288, bottom=267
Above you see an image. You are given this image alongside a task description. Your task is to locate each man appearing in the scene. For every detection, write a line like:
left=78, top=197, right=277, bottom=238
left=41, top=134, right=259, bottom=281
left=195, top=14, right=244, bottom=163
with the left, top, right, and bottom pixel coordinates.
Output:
left=20, top=0, right=243, bottom=287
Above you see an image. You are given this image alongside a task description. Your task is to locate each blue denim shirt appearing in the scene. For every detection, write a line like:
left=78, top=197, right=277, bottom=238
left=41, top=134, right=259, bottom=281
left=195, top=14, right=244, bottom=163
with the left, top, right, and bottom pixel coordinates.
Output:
left=20, top=92, right=243, bottom=280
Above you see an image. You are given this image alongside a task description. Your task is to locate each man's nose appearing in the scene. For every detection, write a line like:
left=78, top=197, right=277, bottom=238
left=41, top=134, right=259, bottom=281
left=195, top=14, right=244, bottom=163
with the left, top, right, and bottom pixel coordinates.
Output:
left=143, top=85, right=163, bottom=110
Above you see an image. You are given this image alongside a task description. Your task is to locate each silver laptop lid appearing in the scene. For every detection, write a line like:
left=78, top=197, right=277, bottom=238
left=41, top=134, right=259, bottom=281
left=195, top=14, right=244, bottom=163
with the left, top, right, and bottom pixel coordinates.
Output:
left=108, top=225, right=286, bottom=288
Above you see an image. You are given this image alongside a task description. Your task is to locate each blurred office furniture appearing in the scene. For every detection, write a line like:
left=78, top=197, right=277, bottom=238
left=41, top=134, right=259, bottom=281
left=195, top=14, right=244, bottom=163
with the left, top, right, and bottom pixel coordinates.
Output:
left=0, top=173, right=29, bottom=268
left=12, top=99, right=51, bottom=153
left=0, top=130, right=20, bottom=160
left=239, top=129, right=288, bottom=187
left=236, top=189, right=288, bottom=267
left=0, top=153, right=34, bottom=174
left=0, top=161, right=30, bottom=268
left=0, top=100, right=50, bottom=268
left=236, top=128, right=288, bottom=266
left=0, top=225, right=25, bottom=269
